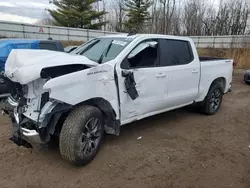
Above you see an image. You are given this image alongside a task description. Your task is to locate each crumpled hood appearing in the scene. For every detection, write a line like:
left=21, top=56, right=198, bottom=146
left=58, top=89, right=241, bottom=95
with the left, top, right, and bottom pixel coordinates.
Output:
left=5, top=49, right=98, bottom=84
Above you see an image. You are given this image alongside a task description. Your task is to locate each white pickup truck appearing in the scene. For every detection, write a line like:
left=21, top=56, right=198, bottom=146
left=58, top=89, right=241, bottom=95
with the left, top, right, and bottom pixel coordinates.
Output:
left=4, top=34, right=233, bottom=166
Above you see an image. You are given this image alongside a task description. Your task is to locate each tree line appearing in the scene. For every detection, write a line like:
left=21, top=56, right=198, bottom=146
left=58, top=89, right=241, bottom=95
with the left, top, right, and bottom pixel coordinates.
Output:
left=47, top=0, right=249, bottom=36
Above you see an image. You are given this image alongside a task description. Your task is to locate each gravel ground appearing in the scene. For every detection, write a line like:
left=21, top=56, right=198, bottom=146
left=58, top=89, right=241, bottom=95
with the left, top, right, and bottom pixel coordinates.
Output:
left=0, top=72, right=249, bottom=188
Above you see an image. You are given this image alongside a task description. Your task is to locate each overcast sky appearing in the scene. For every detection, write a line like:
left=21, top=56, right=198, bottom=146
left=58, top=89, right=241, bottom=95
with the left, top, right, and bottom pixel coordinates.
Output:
left=0, top=0, right=55, bottom=23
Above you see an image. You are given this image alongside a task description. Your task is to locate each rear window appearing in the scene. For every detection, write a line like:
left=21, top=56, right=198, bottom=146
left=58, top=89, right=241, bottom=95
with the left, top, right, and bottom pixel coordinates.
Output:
left=159, top=39, right=193, bottom=66
left=39, top=43, right=57, bottom=51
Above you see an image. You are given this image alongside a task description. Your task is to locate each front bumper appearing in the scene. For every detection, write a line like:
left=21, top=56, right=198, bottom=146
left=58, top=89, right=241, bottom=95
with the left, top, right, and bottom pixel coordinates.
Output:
left=12, top=108, right=42, bottom=146
left=18, top=127, right=41, bottom=144
left=8, top=95, right=43, bottom=147
left=7, top=95, right=71, bottom=148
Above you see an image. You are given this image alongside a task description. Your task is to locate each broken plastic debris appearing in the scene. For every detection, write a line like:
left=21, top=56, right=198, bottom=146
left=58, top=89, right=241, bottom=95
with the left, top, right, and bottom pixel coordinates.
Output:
left=137, top=136, right=142, bottom=140
left=201, top=163, right=206, bottom=168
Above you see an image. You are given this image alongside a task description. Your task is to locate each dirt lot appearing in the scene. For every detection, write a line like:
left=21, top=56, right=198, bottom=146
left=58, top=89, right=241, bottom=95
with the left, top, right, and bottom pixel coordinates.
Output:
left=0, top=72, right=250, bottom=188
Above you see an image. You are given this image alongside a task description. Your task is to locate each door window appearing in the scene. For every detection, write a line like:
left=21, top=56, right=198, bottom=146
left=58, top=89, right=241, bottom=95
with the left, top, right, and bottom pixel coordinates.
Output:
left=121, top=40, right=158, bottom=69
left=159, top=39, right=193, bottom=66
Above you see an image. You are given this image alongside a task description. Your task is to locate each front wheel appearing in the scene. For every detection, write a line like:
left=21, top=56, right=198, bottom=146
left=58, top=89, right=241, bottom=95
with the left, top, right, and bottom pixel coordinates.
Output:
left=200, top=82, right=223, bottom=115
left=59, top=105, right=104, bottom=166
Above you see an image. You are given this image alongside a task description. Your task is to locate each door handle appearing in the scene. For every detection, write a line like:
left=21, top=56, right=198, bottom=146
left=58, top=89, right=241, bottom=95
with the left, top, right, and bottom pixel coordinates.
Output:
left=156, top=73, right=167, bottom=78
left=192, top=70, right=199, bottom=74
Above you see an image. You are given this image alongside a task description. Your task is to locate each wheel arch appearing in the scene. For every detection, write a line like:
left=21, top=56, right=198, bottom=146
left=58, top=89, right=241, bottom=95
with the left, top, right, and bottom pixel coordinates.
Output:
left=43, top=98, right=120, bottom=143
left=196, top=76, right=227, bottom=103
left=74, top=97, right=120, bottom=136
left=199, top=77, right=225, bottom=115
left=210, top=77, right=226, bottom=93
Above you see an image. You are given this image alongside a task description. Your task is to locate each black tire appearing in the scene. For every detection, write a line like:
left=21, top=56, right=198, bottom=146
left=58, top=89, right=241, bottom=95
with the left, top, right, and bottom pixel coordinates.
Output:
left=59, top=105, right=104, bottom=166
left=200, top=82, right=224, bottom=115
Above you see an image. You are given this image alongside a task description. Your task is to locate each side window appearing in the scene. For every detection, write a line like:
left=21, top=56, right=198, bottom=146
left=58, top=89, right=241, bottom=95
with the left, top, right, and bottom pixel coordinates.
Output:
left=121, top=40, right=158, bottom=69
left=39, top=43, right=57, bottom=51
left=159, top=39, right=193, bottom=66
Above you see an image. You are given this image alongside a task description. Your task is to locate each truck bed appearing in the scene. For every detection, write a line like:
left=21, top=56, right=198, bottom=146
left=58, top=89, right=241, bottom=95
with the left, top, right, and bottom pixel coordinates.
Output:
left=195, top=57, right=233, bottom=102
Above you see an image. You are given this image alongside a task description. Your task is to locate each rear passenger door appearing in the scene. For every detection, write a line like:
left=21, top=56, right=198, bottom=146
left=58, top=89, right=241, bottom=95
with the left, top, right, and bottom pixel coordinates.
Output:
left=158, top=39, right=200, bottom=108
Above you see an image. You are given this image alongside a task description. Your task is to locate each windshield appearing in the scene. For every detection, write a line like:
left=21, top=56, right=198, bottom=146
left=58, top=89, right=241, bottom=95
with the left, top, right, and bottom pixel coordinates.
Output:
left=71, top=37, right=133, bottom=63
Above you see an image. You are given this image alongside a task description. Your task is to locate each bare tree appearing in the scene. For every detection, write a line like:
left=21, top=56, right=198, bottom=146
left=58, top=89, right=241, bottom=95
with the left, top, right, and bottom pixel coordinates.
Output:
left=170, top=2, right=181, bottom=35
left=36, top=11, right=54, bottom=26
left=150, top=0, right=159, bottom=33
left=109, top=0, right=126, bottom=32
left=228, top=0, right=249, bottom=35
left=183, top=0, right=206, bottom=36
left=214, top=0, right=249, bottom=35
left=102, top=0, right=107, bottom=31
left=108, top=0, right=250, bottom=35
left=158, top=0, right=176, bottom=34
left=215, top=0, right=231, bottom=35
left=202, top=4, right=217, bottom=35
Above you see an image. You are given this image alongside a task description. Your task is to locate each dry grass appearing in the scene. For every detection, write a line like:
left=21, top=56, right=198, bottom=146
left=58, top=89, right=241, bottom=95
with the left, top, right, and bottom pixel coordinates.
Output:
left=61, top=40, right=85, bottom=47
left=198, top=48, right=250, bottom=69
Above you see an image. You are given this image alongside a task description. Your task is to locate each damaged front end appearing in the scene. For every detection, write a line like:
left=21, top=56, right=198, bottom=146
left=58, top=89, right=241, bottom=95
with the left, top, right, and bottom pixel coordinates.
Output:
left=7, top=83, right=72, bottom=148
left=3, top=50, right=99, bottom=148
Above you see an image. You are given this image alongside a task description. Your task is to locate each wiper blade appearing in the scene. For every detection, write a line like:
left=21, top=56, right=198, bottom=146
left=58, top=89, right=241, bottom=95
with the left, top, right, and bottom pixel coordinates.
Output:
left=79, top=39, right=100, bottom=55
left=98, top=40, right=113, bottom=64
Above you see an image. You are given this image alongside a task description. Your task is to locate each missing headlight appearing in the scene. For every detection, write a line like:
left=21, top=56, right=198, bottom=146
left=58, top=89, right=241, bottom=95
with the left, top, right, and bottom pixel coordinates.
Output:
left=22, top=85, right=29, bottom=95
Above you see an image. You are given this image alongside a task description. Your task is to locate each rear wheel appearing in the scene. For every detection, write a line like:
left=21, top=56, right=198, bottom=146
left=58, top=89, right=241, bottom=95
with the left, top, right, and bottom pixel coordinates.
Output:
left=200, top=82, right=223, bottom=115
left=59, top=105, right=104, bottom=166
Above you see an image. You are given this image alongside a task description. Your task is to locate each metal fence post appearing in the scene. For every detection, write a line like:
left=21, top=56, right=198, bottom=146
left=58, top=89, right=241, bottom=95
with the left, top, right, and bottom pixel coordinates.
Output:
left=213, top=37, right=216, bottom=48
left=48, top=26, right=51, bottom=39
left=67, top=27, right=70, bottom=41
left=22, top=24, right=25, bottom=38
left=231, top=36, right=234, bottom=48
left=87, top=28, right=89, bottom=41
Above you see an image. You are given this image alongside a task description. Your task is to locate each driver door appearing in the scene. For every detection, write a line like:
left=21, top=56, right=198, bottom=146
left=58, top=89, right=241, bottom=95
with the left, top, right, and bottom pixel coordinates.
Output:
left=116, top=39, right=168, bottom=125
